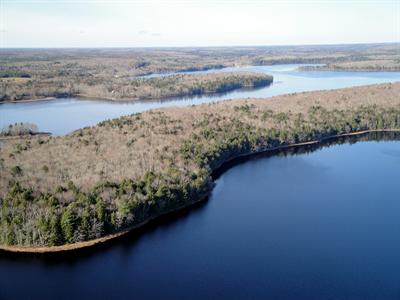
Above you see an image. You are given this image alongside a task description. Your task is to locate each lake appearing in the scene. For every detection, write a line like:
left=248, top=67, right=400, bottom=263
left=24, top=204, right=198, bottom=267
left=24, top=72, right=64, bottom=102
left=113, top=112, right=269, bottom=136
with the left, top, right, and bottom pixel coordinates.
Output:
left=1, top=64, right=400, bottom=135
left=1, top=133, right=400, bottom=300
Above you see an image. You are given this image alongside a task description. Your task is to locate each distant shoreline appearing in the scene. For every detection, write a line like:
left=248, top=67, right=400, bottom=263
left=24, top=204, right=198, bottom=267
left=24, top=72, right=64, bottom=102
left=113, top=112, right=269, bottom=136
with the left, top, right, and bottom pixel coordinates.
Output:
left=1, top=128, right=399, bottom=254
left=2, top=97, right=57, bottom=104
left=298, top=65, right=400, bottom=72
left=0, top=72, right=272, bottom=104
left=0, top=85, right=268, bottom=104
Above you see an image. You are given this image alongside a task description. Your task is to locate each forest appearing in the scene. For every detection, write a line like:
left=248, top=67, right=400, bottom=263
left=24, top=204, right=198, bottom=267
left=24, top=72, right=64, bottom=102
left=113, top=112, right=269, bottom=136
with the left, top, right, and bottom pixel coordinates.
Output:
left=0, top=72, right=272, bottom=102
left=0, top=82, right=399, bottom=249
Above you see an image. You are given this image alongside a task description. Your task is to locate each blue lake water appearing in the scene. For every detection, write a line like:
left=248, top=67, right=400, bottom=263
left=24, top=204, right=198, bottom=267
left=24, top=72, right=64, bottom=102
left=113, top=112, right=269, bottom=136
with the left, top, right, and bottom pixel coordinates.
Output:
left=1, top=135, right=400, bottom=300
left=1, top=64, right=400, bottom=135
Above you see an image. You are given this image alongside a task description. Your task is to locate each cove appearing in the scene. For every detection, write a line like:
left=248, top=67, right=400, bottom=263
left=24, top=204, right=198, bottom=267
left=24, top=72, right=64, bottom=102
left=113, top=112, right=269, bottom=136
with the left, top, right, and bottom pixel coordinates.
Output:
left=1, top=64, right=400, bottom=135
left=1, top=133, right=400, bottom=300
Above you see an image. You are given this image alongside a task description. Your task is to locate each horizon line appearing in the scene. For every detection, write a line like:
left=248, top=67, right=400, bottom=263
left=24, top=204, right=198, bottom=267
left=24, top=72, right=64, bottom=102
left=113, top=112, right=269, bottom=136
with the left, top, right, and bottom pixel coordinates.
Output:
left=1, top=41, right=399, bottom=50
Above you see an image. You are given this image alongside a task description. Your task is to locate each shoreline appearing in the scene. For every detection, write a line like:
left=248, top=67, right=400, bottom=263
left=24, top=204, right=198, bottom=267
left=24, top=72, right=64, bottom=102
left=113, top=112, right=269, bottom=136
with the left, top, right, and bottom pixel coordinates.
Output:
left=297, top=66, right=400, bottom=72
left=0, top=192, right=209, bottom=254
left=76, top=80, right=273, bottom=102
left=0, top=76, right=273, bottom=104
left=1, top=128, right=399, bottom=254
left=1, top=97, right=57, bottom=104
left=0, top=85, right=268, bottom=104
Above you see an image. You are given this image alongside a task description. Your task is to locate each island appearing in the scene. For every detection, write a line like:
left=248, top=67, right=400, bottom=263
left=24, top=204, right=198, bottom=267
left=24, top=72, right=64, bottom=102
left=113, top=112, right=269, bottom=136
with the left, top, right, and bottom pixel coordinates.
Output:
left=0, top=82, right=399, bottom=252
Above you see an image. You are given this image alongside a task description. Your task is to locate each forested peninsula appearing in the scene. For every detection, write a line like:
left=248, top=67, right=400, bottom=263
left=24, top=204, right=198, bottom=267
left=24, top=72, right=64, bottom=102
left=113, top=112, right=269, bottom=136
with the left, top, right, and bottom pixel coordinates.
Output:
left=298, top=60, right=400, bottom=72
left=0, top=72, right=272, bottom=102
left=0, top=82, right=399, bottom=252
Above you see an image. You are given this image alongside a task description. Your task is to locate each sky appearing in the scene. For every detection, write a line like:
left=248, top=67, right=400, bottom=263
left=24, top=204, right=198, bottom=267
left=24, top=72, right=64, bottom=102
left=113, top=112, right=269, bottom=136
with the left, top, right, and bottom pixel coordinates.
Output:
left=0, top=0, right=399, bottom=48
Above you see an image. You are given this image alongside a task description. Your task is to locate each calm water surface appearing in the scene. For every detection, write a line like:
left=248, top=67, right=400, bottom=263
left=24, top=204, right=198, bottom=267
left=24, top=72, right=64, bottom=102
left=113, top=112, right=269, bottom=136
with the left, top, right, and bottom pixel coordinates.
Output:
left=1, top=64, right=400, bottom=134
left=1, top=136, right=400, bottom=300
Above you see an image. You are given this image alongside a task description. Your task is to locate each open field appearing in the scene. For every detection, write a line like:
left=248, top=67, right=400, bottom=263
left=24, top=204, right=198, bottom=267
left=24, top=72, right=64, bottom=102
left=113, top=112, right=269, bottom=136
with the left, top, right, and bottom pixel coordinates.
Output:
left=0, top=82, right=399, bottom=249
left=1, top=43, right=399, bottom=102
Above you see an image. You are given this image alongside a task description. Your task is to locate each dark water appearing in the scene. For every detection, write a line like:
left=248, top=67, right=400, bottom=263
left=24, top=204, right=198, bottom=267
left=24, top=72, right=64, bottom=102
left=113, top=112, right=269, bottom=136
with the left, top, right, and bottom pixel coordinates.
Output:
left=1, top=64, right=400, bottom=135
left=1, top=134, right=400, bottom=300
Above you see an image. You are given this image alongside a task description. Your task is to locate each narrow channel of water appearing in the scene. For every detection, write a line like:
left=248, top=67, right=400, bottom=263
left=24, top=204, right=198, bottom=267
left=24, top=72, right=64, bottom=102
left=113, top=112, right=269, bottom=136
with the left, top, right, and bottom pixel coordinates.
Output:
left=1, top=64, right=400, bottom=135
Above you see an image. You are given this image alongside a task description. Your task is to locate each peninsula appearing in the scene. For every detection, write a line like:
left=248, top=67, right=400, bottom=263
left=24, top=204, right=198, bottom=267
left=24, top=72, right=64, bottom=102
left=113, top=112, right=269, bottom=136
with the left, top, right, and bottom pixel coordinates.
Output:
left=0, top=82, right=399, bottom=252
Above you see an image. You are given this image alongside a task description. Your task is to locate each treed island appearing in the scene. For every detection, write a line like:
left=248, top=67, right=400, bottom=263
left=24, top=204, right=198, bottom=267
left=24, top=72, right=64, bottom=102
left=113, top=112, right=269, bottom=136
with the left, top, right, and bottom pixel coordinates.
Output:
left=0, top=82, right=399, bottom=251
